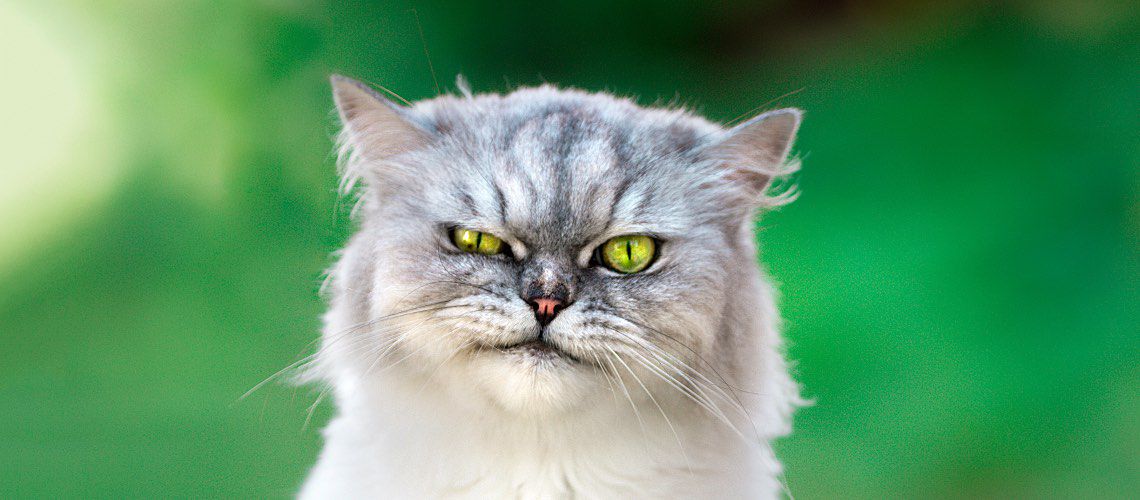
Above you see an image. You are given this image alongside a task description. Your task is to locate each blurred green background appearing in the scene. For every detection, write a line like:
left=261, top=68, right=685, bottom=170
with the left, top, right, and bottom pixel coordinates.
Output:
left=1, top=0, right=1136, bottom=497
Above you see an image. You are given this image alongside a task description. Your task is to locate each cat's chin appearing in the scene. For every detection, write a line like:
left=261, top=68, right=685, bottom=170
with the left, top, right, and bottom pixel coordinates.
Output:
left=465, top=342, right=597, bottom=414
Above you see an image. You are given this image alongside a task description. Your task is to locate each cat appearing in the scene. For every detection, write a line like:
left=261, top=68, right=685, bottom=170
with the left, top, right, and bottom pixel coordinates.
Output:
left=299, top=74, right=804, bottom=499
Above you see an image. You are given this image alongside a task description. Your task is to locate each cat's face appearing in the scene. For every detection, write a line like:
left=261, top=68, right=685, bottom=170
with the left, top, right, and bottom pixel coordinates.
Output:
left=331, top=77, right=799, bottom=412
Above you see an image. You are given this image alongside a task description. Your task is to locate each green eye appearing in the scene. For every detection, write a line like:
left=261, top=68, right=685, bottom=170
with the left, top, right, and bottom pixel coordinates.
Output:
left=451, top=228, right=504, bottom=255
left=599, top=235, right=656, bottom=274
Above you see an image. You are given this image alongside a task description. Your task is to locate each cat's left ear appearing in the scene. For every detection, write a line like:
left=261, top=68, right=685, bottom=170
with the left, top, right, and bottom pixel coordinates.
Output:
left=330, top=74, right=431, bottom=162
left=708, top=108, right=802, bottom=199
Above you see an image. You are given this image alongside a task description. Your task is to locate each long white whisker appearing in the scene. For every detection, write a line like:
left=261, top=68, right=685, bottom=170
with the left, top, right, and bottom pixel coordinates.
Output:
left=600, top=351, right=649, bottom=447
left=303, top=387, right=331, bottom=431
left=625, top=348, right=741, bottom=438
left=590, top=352, right=621, bottom=407
left=240, top=301, right=466, bottom=400
left=603, top=329, right=742, bottom=434
left=604, top=345, right=693, bottom=475
left=639, top=341, right=762, bottom=442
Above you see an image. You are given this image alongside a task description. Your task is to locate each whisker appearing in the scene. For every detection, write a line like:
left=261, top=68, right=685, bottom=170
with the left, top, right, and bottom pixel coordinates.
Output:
left=357, top=316, right=436, bottom=381
left=637, top=339, right=763, bottom=441
left=590, top=352, right=621, bottom=406
left=599, top=351, right=650, bottom=446
left=303, top=387, right=331, bottom=431
left=604, top=345, right=694, bottom=475
left=624, top=334, right=794, bottom=497
left=627, top=318, right=758, bottom=394
left=597, top=321, right=764, bottom=442
left=240, top=300, right=466, bottom=401
left=624, top=347, right=740, bottom=437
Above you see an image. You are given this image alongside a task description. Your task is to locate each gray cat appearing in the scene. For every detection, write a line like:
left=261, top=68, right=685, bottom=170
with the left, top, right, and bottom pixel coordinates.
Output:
left=300, top=75, right=804, bottom=498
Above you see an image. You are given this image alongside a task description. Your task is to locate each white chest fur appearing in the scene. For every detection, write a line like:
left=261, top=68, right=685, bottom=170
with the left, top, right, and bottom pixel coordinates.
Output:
left=300, top=368, right=784, bottom=499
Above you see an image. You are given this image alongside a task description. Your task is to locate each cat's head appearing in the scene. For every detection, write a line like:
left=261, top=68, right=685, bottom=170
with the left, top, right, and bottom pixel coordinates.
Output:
left=329, top=76, right=800, bottom=413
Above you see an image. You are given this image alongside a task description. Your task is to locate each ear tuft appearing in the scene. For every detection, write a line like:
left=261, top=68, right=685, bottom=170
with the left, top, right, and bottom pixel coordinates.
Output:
left=711, top=108, right=803, bottom=200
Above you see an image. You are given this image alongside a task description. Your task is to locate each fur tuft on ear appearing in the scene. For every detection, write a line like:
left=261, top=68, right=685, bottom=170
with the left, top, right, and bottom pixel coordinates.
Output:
left=330, top=74, right=431, bottom=195
left=710, top=108, right=803, bottom=207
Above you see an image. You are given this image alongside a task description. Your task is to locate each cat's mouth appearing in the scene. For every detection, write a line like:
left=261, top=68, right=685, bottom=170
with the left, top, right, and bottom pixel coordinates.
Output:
left=490, top=339, right=580, bottom=363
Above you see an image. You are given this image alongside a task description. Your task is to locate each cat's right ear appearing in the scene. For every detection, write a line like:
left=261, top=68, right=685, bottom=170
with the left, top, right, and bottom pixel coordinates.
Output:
left=330, top=74, right=430, bottom=162
left=705, top=108, right=802, bottom=207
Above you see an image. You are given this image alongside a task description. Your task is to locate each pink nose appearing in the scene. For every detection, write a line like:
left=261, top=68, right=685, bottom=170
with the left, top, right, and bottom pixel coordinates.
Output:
left=528, top=297, right=564, bottom=326
left=533, top=298, right=560, bottom=316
